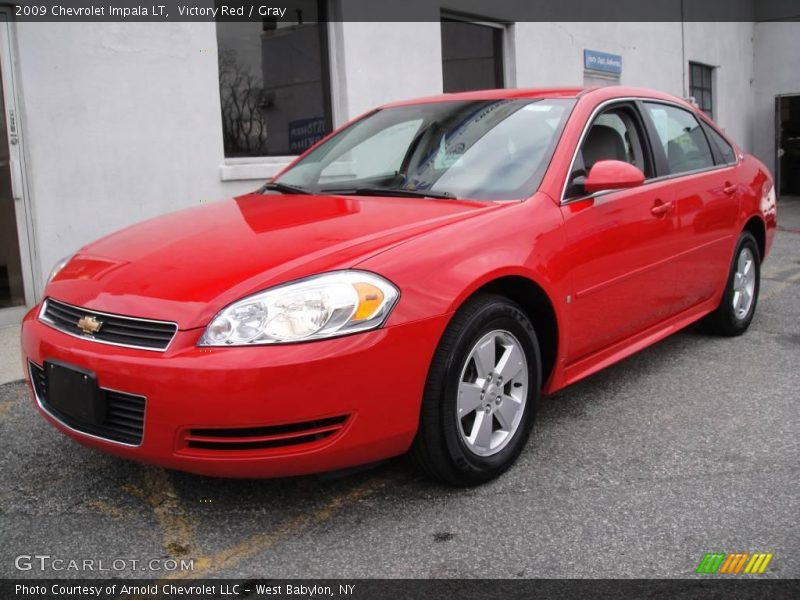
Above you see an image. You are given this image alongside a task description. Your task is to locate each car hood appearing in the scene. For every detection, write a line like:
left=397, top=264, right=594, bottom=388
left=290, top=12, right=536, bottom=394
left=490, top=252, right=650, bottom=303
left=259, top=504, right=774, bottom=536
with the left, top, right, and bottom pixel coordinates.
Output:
left=47, top=193, right=497, bottom=329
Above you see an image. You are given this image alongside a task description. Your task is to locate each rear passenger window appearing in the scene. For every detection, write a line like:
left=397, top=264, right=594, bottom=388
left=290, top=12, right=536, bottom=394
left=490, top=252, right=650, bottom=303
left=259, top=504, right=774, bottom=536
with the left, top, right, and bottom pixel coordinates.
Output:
left=644, top=102, right=715, bottom=175
left=704, top=125, right=737, bottom=165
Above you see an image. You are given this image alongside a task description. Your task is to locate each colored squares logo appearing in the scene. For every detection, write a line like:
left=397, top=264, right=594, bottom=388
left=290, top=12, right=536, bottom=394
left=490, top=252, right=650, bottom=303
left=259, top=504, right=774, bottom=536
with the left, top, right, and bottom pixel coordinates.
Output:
left=697, top=552, right=773, bottom=574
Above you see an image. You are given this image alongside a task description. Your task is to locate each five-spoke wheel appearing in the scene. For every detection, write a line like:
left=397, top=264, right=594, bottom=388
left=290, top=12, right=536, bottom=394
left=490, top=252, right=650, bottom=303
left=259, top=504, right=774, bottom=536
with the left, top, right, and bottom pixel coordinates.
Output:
left=732, top=246, right=757, bottom=320
left=703, top=230, right=761, bottom=336
left=411, top=295, right=541, bottom=486
left=457, top=330, right=528, bottom=457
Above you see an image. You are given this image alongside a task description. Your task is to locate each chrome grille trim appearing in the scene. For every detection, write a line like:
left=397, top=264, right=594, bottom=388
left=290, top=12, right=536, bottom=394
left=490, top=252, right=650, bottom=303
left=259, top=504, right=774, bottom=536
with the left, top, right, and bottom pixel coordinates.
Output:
left=39, top=298, right=178, bottom=352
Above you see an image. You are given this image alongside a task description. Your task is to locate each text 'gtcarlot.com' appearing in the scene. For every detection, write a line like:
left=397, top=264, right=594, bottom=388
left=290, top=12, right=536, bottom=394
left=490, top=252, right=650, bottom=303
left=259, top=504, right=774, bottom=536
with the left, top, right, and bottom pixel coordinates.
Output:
left=14, top=554, right=194, bottom=572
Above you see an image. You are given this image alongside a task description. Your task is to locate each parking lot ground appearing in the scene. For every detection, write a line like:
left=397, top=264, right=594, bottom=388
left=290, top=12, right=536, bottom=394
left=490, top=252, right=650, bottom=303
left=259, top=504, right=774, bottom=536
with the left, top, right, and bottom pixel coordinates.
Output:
left=1, top=199, right=798, bottom=579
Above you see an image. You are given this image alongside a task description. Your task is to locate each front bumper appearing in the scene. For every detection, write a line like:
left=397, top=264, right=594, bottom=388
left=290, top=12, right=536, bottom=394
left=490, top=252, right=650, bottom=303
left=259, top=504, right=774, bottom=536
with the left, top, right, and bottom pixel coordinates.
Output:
left=21, top=307, right=447, bottom=477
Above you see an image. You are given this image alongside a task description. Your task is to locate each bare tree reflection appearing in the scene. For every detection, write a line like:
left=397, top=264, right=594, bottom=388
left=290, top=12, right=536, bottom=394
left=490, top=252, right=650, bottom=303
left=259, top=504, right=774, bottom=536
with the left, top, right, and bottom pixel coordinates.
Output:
left=218, top=47, right=269, bottom=156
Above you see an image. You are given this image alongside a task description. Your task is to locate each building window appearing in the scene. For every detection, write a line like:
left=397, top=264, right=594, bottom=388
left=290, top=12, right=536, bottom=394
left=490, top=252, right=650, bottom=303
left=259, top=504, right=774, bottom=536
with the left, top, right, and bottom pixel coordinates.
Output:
left=216, top=0, right=332, bottom=158
left=440, top=17, right=504, bottom=93
left=689, top=62, right=714, bottom=119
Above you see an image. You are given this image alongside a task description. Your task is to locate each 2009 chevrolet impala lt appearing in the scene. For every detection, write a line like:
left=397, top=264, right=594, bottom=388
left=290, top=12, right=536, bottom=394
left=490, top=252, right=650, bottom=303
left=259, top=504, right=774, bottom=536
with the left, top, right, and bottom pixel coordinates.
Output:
left=21, top=87, right=777, bottom=485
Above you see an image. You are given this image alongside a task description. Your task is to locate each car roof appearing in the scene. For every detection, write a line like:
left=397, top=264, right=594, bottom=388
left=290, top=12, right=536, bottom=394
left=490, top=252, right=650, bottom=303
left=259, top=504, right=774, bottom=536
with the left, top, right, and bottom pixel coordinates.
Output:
left=381, top=86, right=694, bottom=111
left=382, top=87, right=586, bottom=107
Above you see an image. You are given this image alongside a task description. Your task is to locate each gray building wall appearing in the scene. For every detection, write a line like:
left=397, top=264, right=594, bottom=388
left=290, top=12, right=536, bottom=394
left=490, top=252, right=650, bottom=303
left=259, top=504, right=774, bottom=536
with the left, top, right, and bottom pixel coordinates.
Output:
left=14, top=22, right=243, bottom=294
left=513, top=22, right=755, bottom=149
left=753, top=22, right=800, bottom=177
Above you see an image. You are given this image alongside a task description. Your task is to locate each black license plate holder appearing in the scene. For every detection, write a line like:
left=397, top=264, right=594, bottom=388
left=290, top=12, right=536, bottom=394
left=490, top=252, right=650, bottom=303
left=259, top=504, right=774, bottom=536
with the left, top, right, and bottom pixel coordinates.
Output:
left=44, top=360, right=107, bottom=425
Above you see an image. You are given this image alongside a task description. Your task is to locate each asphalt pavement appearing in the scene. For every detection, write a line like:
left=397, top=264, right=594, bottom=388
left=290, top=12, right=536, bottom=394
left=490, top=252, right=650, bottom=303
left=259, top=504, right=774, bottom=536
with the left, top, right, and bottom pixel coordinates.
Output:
left=1, top=199, right=798, bottom=580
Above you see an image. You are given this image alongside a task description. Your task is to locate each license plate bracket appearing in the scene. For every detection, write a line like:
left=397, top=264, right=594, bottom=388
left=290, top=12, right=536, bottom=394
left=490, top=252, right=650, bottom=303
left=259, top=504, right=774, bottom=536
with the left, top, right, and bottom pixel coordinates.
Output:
left=44, top=360, right=107, bottom=425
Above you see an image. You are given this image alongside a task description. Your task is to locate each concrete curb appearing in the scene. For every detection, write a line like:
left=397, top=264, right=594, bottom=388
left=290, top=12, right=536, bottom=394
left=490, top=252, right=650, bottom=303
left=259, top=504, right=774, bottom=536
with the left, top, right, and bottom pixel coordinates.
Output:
left=0, top=325, right=23, bottom=385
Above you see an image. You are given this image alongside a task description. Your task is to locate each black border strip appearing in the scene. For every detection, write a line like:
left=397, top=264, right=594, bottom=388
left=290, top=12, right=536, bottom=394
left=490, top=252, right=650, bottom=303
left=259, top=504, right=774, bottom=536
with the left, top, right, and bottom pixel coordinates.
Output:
left=2, top=578, right=800, bottom=600
left=5, top=0, right=800, bottom=23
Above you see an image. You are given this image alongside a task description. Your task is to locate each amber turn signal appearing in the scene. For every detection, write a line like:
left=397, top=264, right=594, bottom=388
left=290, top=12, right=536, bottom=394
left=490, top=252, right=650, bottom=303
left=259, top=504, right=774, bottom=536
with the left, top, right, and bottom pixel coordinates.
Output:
left=353, top=283, right=385, bottom=321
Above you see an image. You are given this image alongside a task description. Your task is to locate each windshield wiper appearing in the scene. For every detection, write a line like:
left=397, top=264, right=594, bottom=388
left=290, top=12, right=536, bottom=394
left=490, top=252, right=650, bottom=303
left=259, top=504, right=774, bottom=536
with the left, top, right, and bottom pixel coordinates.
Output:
left=260, top=182, right=312, bottom=195
left=321, top=186, right=457, bottom=200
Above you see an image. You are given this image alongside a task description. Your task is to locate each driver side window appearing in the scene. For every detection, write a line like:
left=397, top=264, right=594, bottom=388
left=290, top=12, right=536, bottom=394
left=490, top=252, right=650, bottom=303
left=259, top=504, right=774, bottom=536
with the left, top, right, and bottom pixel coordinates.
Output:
left=566, top=105, right=651, bottom=198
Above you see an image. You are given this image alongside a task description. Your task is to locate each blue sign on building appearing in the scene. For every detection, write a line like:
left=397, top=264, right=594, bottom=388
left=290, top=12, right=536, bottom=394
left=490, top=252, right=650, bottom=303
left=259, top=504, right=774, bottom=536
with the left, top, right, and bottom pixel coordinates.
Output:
left=288, top=117, right=327, bottom=154
left=584, top=49, right=623, bottom=75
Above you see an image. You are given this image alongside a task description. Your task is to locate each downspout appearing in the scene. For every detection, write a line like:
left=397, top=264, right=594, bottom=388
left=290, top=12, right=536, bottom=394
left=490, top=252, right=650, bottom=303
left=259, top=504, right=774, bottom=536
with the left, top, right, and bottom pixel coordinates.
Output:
left=680, top=0, right=687, bottom=97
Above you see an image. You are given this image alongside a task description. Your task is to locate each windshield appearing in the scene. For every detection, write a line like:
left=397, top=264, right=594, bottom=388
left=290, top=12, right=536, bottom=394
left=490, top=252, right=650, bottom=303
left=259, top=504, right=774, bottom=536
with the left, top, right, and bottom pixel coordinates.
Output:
left=273, top=98, right=575, bottom=200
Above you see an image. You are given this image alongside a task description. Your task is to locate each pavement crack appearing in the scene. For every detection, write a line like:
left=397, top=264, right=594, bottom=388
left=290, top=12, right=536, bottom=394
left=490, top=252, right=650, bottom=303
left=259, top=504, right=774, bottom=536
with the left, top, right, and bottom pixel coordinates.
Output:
left=0, top=383, right=25, bottom=420
left=163, top=473, right=400, bottom=579
left=121, top=467, right=198, bottom=558
left=83, top=498, right=127, bottom=519
left=0, top=399, right=13, bottom=419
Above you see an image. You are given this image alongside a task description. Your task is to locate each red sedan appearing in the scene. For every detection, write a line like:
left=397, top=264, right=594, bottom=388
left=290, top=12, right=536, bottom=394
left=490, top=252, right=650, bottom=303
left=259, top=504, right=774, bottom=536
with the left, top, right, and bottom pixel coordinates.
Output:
left=21, top=87, right=777, bottom=485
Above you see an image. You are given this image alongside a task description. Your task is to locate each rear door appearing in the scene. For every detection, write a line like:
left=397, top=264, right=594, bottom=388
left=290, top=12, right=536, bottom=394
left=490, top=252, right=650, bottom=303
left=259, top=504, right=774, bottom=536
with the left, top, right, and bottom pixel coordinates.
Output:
left=561, top=101, right=682, bottom=362
left=640, top=102, right=740, bottom=308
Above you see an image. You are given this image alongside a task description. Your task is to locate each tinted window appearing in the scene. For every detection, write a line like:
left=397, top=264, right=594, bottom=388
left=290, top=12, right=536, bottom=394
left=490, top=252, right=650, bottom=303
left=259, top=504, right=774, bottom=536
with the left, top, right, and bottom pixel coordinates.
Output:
left=644, top=103, right=715, bottom=174
left=565, top=106, right=650, bottom=198
left=216, top=0, right=332, bottom=157
left=583, top=111, right=647, bottom=173
left=704, top=125, right=737, bottom=165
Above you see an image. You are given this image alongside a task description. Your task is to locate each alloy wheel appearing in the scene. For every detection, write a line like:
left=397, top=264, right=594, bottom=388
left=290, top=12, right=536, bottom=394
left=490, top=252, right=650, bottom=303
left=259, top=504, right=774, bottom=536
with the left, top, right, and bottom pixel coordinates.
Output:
left=456, top=329, right=529, bottom=457
left=732, top=246, right=757, bottom=320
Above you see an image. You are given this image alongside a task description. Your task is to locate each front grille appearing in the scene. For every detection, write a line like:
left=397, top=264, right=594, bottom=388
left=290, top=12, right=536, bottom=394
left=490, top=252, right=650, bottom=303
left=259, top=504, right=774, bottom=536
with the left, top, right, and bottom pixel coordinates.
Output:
left=30, top=362, right=146, bottom=445
left=182, top=415, right=349, bottom=451
left=41, top=298, right=177, bottom=351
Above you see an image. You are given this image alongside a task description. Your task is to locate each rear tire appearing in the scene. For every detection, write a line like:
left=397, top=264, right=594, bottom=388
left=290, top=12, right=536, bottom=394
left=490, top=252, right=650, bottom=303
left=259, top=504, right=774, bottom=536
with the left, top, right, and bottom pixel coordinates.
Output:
left=702, top=231, right=760, bottom=336
left=410, top=294, right=541, bottom=486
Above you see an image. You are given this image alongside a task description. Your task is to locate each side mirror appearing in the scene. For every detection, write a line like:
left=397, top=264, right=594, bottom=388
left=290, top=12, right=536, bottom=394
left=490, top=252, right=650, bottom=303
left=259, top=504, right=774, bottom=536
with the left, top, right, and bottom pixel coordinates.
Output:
left=584, top=160, right=645, bottom=194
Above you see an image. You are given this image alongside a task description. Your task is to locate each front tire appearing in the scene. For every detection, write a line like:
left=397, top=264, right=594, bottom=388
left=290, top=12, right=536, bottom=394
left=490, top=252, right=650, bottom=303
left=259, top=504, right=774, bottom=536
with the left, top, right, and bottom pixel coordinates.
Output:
left=410, top=294, right=541, bottom=486
left=702, top=231, right=761, bottom=336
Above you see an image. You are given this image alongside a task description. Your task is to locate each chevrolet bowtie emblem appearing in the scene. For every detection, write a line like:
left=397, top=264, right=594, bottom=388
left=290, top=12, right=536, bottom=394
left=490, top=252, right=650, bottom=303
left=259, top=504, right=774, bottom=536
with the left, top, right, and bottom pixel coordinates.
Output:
left=77, top=315, right=103, bottom=335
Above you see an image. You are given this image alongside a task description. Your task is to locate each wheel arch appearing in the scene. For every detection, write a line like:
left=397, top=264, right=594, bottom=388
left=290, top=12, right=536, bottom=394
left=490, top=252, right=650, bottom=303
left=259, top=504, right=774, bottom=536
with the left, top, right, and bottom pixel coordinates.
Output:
left=743, top=215, right=766, bottom=262
left=449, top=273, right=560, bottom=389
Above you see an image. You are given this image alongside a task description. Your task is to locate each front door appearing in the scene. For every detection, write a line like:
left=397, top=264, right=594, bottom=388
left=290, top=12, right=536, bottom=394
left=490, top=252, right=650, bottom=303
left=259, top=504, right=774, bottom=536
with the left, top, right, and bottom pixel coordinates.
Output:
left=561, top=102, right=681, bottom=362
left=0, top=11, right=35, bottom=325
left=562, top=181, right=681, bottom=362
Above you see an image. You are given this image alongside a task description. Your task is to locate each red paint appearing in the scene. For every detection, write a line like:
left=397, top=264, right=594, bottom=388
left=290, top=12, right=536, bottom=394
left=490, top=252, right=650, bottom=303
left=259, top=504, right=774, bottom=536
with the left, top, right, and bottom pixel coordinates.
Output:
left=584, top=160, right=645, bottom=194
left=21, top=87, right=776, bottom=477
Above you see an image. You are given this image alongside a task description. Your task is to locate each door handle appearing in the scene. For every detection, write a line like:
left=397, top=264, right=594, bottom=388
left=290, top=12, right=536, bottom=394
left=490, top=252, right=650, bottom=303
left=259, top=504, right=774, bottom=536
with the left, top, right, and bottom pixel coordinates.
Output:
left=723, top=182, right=737, bottom=195
left=650, top=200, right=674, bottom=217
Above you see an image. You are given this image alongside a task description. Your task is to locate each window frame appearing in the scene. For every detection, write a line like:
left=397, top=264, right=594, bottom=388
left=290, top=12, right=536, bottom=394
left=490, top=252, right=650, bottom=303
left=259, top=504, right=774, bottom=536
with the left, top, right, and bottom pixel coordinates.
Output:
left=561, top=97, right=739, bottom=205
left=698, top=119, right=738, bottom=166
left=217, top=1, right=336, bottom=181
left=689, top=61, right=715, bottom=119
left=640, top=100, right=718, bottom=178
left=562, top=100, right=656, bottom=201
left=439, top=13, right=514, bottom=93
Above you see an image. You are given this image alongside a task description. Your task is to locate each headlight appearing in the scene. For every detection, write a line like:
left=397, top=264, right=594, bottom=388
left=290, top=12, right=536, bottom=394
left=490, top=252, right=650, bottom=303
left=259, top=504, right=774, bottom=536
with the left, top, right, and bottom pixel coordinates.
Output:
left=47, top=254, right=73, bottom=284
left=198, top=271, right=400, bottom=346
